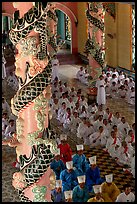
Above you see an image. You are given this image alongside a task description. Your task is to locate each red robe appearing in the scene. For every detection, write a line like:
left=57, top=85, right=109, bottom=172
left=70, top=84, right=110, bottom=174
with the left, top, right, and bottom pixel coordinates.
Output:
left=58, top=143, right=72, bottom=164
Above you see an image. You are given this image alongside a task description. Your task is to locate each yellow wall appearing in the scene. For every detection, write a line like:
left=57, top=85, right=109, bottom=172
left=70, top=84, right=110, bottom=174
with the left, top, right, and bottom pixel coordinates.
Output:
left=105, top=3, right=132, bottom=70
left=77, top=2, right=88, bottom=55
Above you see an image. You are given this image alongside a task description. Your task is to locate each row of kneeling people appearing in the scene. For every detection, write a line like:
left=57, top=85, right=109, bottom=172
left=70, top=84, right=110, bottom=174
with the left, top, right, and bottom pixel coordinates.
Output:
left=50, top=143, right=135, bottom=202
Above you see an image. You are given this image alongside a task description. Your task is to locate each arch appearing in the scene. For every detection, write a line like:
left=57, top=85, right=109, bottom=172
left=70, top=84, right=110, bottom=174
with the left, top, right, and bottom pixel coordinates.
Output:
left=2, top=13, right=13, bottom=18
left=53, top=2, right=78, bottom=54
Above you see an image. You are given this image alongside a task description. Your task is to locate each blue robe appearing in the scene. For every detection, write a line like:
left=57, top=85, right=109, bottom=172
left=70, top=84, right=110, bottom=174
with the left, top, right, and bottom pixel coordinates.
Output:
left=50, top=159, right=65, bottom=180
left=86, top=166, right=105, bottom=192
left=60, top=169, right=78, bottom=192
left=72, top=154, right=89, bottom=176
left=72, top=185, right=90, bottom=202
left=51, top=189, right=65, bottom=202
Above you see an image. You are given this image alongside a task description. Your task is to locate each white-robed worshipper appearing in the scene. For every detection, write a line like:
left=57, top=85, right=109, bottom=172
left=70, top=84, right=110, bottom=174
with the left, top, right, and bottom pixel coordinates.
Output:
left=102, top=70, right=106, bottom=78
left=105, top=72, right=112, bottom=82
left=117, top=117, right=130, bottom=138
left=118, top=85, right=127, bottom=99
left=7, top=71, right=19, bottom=91
left=101, top=174, right=120, bottom=202
left=2, top=97, right=11, bottom=117
left=50, top=98, right=59, bottom=118
left=128, top=77, right=135, bottom=89
left=111, top=112, right=121, bottom=127
left=104, top=77, right=111, bottom=97
left=130, top=154, right=135, bottom=178
left=116, top=79, right=122, bottom=90
left=81, top=69, right=89, bottom=85
left=112, top=125, right=123, bottom=143
left=2, top=54, right=7, bottom=79
left=110, top=81, right=118, bottom=98
left=72, top=175, right=90, bottom=202
left=77, top=117, right=87, bottom=139
left=93, top=115, right=104, bottom=132
left=88, top=102, right=98, bottom=120
left=122, top=73, right=130, bottom=84
left=76, top=66, right=84, bottom=81
left=96, top=75, right=106, bottom=106
left=103, top=107, right=113, bottom=123
left=123, top=79, right=129, bottom=91
left=106, top=67, right=112, bottom=76
left=82, top=120, right=94, bottom=145
left=105, top=130, right=121, bottom=158
left=127, top=87, right=135, bottom=105
left=4, top=119, right=16, bottom=139
left=56, top=87, right=63, bottom=99
left=94, top=105, right=105, bottom=121
left=73, top=91, right=82, bottom=104
left=118, top=70, right=125, bottom=82
left=51, top=81, right=59, bottom=93
left=62, top=82, right=71, bottom=93
left=111, top=68, right=119, bottom=78
left=116, top=184, right=135, bottom=202
left=62, top=107, right=72, bottom=129
left=79, top=105, right=89, bottom=119
left=73, top=102, right=81, bottom=115
left=79, top=95, right=88, bottom=110
left=59, top=93, right=70, bottom=108
left=89, top=126, right=105, bottom=147
left=67, top=97, right=75, bottom=111
left=125, top=129, right=135, bottom=145
left=64, top=190, right=73, bottom=202
left=69, top=111, right=81, bottom=134
left=57, top=102, right=67, bottom=124
left=87, top=185, right=104, bottom=202
left=51, top=55, right=59, bottom=82
left=2, top=112, right=9, bottom=138
left=102, top=119, right=111, bottom=145
left=69, top=87, right=77, bottom=98
left=110, top=74, right=118, bottom=85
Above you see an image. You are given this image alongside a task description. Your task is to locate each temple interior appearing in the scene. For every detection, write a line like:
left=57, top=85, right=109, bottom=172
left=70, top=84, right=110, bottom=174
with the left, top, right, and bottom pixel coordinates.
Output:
left=2, top=2, right=135, bottom=202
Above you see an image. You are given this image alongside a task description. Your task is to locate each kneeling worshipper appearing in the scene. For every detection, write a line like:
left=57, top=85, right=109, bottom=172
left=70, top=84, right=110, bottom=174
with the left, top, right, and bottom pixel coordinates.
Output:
left=101, top=174, right=120, bottom=202
left=64, top=190, right=73, bottom=202
left=58, top=134, right=72, bottom=164
left=72, top=145, right=89, bottom=176
left=116, top=184, right=135, bottom=202
left=87, top=185, right=105, bottom=202
left=72, top=175, right=90, bottom=202
left=60, top=161, right=78, bottom=192
left=51, top=180, right=65, bottom=202
left=86, top=156, right=105, bottom=192
left=89, top=126, right=105, bottom=148
left=127, top=87, right=135, bottom=105
left=50, top=148, right=65, bottom=180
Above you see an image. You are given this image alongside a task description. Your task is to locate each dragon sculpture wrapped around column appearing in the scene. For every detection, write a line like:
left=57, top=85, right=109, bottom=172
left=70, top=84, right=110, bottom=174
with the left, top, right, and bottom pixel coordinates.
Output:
left=2, top=2, right=59, bottom=202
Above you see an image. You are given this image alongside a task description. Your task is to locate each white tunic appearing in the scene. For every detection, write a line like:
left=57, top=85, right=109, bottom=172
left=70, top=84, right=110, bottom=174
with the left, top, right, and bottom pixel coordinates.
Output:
left=89, top=132, right=103, bottom=147
left=82, top=125, right=94, bottom=145
left=117, top=122, right=130, bottom=136
left=77, top=122, right=87, bottom=139
left=96, top=79, right=106, bottom=105
left=69, top=116, right=81, bottom=134
left=57, top=108, right=66, bottom=123
left=93, top=120, right=103, bottom=132
left=76, top=70, right=84, bottom=81
left=4, top=124, right=16, bottom=138
left=111, top=117, right=121, bottom=126
left=127, top=91, right=135, bottom=105
left=2, top=56, right=7, bottom=79
left=116, top=192, right=135, bottom=202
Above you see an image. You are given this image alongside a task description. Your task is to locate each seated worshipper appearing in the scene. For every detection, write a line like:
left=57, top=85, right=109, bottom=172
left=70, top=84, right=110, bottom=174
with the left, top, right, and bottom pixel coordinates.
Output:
left=116, top=141, right=134, bottom=166
left=69, top=111, right=81, bottom=134
left=72, top=175, right=90, bottom=202
left=62, top=82, right=71, bottom=93
left=62, top=107, right=72, bottom=129
left=73, top=102, right=81, bottom=115
left=118, top=71, right=125, bottom=81
left=88, top=102, right=98, bottom=117
left=72, top=145, right=89, bottom=176
left=2, top=54, right=7, bottom=79
left=50, top=98, right=59, bottom=118
left=117, top=117, right=130, bottom=139
left=93, top=115, right=104, bottom=132
left=51, top=81, right=59, bottom=93
left=2, top=97, right=11, bottom=117
left=51, top=54, right=59, bottom=82
left=86, top=156, right=105, bottom=192
left=125, top=129, right=135, bottom=145
left=58, top=80, right=63, bottom=90
left=7, top=71, right=19, bottom=91
left=87, top=185, right=104, bottom=202
left=79, top=95, right=88, bottom=110
left=101, top=174, right=120, bottom=202
left=4, top=119, right=16, bottom=139
left=106, top=67, right=112, bottom=76
left=128, top=77, right=135, bottom=89
left=96, top=75, right=106, bottom=106
left=118, top=85, right=127, bottom=99
left=89, top=126, right=105, bottom=148
left=111, top=112, right=121, bottom=126
left=51, top=180, right=65, bottom=202
left=105, top=130, right=121, bottom=158
left=110, top=81, right=118, bottom=98
left=76, top=66, right=84, bottom=81
left=111, top=68, right=119, bottom=78
left=81, top=69, right=89, bottom=85
left=74, top=91, right=82, bottom=104
left=64, top=190, right=73, bottom=202
left=112, top=125, right=123, bottom=142
left=67, top=97, right=75, bottom=111
left=123, top=79, right=129, bottom=91
left=2, top=112, right=9, bottom=138
left=94, top=105, right=105, bottom=121
left=58, top=134, right=72, bottom=164
left=106, top=72, right=112, bottom=82
left=103, top=107, right=113, bottom=123
left=82, top=120, right=94, bottom=145
left=110, top=74, right=118, bottom=85
left=122, top=73, right=130, bottom=84
left=127, top=87, right=135, bottom=105
left=60, top=161, right=78, bottom=192
left=59, top=92, right=70, bottom=108
left=79, top=105, right=89, bottom=119
left=69, top=87, right=77, bottom=98
left=116, top=184, right=135, bottom=202
left=102, top=70, right=106, bottom=78
left=101, top=119, right=111, bottom=146
left=116, top=79, right=122, bottom=90
left=49, top=93, right=57, bottom=106
left=77, top=117, right=87, bottom=139
left=56, top=87, right=63, bottom=99
left=57, top=102, right=67, bottom=124
left=104, top=77, right=111, bottom=97
left=50, top=148, right=65, bottom=180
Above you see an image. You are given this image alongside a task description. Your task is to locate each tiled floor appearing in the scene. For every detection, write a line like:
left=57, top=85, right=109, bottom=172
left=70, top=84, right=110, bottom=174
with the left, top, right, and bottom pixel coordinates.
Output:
left=2, top=63, right=135, bottom=202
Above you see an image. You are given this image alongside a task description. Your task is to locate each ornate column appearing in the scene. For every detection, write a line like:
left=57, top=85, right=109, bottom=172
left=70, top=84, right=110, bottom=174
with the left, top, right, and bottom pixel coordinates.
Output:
left=2, top=2, right=58, bottom=202
left=85, top=2, right=106, bottom=86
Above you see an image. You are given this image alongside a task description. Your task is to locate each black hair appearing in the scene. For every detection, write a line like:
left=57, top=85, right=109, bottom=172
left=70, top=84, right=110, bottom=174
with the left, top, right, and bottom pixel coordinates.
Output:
left=123, top=184, right=131, bottom=190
